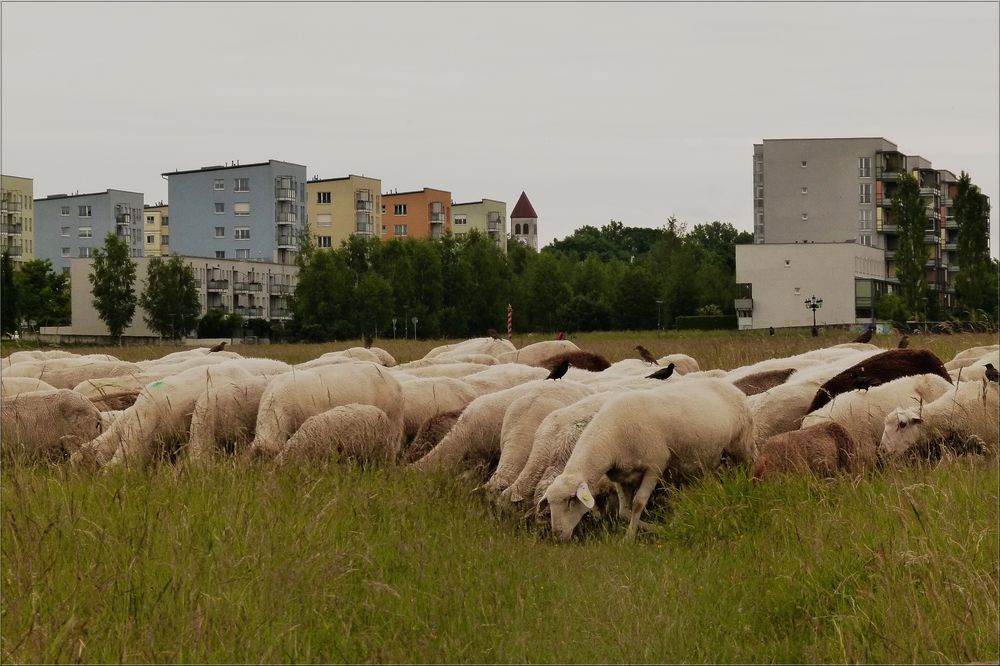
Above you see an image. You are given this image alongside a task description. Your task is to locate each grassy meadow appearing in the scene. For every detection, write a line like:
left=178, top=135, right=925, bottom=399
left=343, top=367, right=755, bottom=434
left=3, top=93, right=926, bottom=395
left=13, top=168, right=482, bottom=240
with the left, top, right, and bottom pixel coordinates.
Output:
left=2, top=330, right=998, bottom=663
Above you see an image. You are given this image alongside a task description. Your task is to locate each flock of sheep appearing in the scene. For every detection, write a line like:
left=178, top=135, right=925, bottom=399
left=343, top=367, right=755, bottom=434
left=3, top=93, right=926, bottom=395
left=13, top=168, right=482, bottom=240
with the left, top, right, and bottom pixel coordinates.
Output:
left=2, top=336, right=997, bottom=541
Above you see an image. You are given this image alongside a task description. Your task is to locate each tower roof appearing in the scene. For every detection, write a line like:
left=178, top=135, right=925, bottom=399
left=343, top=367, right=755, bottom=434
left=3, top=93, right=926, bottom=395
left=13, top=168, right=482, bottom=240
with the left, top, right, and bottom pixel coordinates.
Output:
left=510, top=191, right=537, bottom=219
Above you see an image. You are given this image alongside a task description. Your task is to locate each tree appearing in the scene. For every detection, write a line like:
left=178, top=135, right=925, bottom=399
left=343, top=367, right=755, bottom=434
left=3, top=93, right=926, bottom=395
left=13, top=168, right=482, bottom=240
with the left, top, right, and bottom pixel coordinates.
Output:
left=1, top=252, right=17, bottom=335
left=12, top=259, right=70, bottom=329
left=892, top=173, right=930, bottom=319
left=138, top=255, right=201, bottom=339
left=89, top=232, right=137, bottom=343
left=953, top=171, right=996, bottom=318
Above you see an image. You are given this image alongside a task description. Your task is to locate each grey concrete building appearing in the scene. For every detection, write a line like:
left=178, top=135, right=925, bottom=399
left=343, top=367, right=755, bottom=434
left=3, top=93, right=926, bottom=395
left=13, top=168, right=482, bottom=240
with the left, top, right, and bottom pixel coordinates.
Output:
left=68, top=255, right=298, bottom=337
left=162, top=160, right=307, bottom=264
left=34, top=189, right=145, bottom=273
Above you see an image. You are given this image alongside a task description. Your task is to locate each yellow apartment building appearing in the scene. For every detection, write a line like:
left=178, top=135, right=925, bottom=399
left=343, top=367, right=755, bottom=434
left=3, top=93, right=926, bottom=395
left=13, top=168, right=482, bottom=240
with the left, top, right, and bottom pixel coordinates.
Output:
left=143, top=203, right=169, bottom=256
left=1, top=174, right=35, bottom=266
left=307, top=175, right=382, bottom=249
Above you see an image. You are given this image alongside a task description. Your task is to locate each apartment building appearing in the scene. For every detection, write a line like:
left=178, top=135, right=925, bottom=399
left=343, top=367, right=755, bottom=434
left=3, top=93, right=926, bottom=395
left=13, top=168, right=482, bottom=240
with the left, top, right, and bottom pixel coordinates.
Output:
left=510, top=191, right=538, bottom=249
left=1, top=174, right=34, bottom=266
left=452, top=198, right=507, bottom=251
left=68, top=255, right=298, bottom=337
left=740, top=137, right=983, bottom=328
left=162, top=160, right=307, bottom=264
left=380, top=188, right=451, bottom=240
left=143, top=203, right=169, bottom=257
left=35, top=189, right=144, bottom=273
left=307, top=175, right=382, bottom=249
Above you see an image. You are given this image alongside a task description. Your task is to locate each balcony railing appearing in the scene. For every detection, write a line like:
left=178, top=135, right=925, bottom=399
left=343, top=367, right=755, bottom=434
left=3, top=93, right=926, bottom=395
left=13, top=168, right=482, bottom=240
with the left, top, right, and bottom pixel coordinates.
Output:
left=925, top=208, right=940, bottom=220
left=207, top=279, right=229, bottom=291
left=430, top=212, right=446, bottom=223
left=356, top=223, right=374, bottom=236
left=2, top=200, right=22, bottom=213
left=1, top=243, right=23, bottom=257
left=919, top=187, right=940, bottom=197
left=276, top=211, right=298, bottom=225
left=270, top=308, right=292, bottom=319
left=207, top=305, right=230, bottom=313
left=947, top=264, right=960, bottom=272
left=884, top=250, right=896, bottom=260
left=233, top=281, right=263, bottom=292
left=355, top=200, right=372, bottom=212
left=944, top=217, right=957, bottom=229
left=880, top=224, right=898, bottom=234
left=943, top=242, right=958, bottom=251
left=234, top=306, right=264, bottom=318
left=942, top=198, right=953, bottom=207
left=1, top=223, right=23, bottom=235
left=734, top=298, right=753, bottom=311
left=270, top=283, right=292, bottom=295
left=275, top=187, right=297, bottom=201
left=276, top=235, right=297, bottom=248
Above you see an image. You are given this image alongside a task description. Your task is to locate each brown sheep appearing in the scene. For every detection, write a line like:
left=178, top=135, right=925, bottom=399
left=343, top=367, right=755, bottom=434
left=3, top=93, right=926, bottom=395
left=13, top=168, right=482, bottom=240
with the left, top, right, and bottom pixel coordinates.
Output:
left=732, top=368, right=797, bottom=396
left=538, top=350, right=612, bottom=373
left=752, top=422, right=858, bottom=480
left=402, top=409, right=464, bottom=464
left=807, top=348, right=952, bottom=413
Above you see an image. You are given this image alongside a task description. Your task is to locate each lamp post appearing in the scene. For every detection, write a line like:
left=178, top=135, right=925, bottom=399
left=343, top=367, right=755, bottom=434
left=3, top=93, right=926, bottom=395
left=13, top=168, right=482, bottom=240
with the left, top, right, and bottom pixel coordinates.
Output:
left=804, top=295, right=823, bottom=337
left=655, top=300, right=663, bottom=333
left=411, top=316, right=418, bottom=340
left=392, top=317, right=397, bottom=339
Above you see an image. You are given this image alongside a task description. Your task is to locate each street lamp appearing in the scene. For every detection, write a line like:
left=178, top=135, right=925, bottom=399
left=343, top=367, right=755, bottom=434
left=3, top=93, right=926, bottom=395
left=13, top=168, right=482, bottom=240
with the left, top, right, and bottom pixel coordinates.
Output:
left=411, top=316, right=419, bottom=340
left=804, top=295, right=823, bottom=337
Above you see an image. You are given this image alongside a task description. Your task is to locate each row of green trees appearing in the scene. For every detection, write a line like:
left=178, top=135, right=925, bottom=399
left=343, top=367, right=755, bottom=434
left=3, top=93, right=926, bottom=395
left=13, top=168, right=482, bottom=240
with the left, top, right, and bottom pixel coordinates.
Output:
left=290, top=218, right=754, bottom=340
left=0, top=256, right=71, bottom=335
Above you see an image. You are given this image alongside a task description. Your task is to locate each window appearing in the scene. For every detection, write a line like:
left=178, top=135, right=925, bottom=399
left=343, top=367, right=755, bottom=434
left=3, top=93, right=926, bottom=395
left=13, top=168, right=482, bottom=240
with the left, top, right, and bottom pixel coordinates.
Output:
left=234, top=178, right=249, bottom=192
left=755, top=186, right=763, bottom=199
left=394, top=224, right=408, bottom=236
left=214, top=179, right=225, bottom=190
left=393, top=203, right=407, bottom=216
left=801, top=213, right=808, bottom=220
left=215, top=251, right=226, bottom=259
left=858, top=157, right=871, bottom=178
left=215, top=226, right=225, bottom=238
left=860, top=234, right=873, bottom=247
left=78, top=226, right=93, bottom=238
left=317, top=236, right=332, bottom=248
left=801, top=160, right=807, bottom=168
left=235, top=249, right=250, bottom=260
left=801, top=187, right=808, bottom=194
left=146, top=216, right=155, bottom=225
left=381, top=204, right=386, bottom=215
left=454, top=215, right=468, bottom=225
left=60, top=206, right=70, bottom=216
left=316, top=214, right=332, bottom=227
left=79, top=247, right=92, bottom=258
left=317, top=192, right=331, bottom=204
left=859, top=183, right=872, bottom=204
left=146, top=235, right=155, bottom=244
left=61, top=247, right=71, bottom=257
left=234, top=202, right=250, bottom=216
left=60, top=226, right=70, bottom=237
left=162, top=235, right=169, bottom=245
left=859, top=209, right=872, bottom=230
left=78, top=205, right=92, bottom=217
left=234, top=227, right=250, bottom=240
left=215, top=202, right=225, bottom=214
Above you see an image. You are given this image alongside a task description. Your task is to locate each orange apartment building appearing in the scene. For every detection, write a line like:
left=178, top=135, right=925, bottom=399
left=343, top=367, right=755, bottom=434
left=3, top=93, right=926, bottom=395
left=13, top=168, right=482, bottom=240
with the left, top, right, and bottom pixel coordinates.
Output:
left=380, top=188, right=451, bottom=240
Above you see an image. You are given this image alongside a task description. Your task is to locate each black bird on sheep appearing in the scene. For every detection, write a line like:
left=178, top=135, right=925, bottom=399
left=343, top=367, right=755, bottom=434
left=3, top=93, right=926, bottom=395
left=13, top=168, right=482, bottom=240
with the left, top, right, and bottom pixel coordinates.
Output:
left=985, top=363, right=999, bottom=383
left=208, top=341, right=227, bottom=353
left=646, top=363, right=676, bottom=381
left=851, top=368, right=882, bottom=392
left=364, top=334, right=373, bottom=349
left=635, top=345, right=658, bottom=365
left=487, top=328, right=501, bottom=340
left=898, top=335, right=910, bottom=349
left=852, top=326, right=874, bottom=344
left=546, top=359, right=570, bottom=381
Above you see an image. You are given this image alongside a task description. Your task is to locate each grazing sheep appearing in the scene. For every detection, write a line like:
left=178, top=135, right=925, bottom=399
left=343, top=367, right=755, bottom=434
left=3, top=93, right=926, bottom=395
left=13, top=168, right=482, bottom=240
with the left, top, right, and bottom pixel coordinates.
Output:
left=495, top=340, right=581, bottom=366
left=537, top=350, right=612, bottom=373
left=878, top=381, right=999, bottom=460
left=429, top=353, right=498, bottom=366
left=752, top=422, right=858, bottom=480
left=390, top=362, right=489, bottom=380
left=732, top=368, right=797, bottom=396
left=655, top=353, right=701, bottom=375
left=802, top=373, right=953, bottom=467
left=1, top=377, right=58, bottom=397
left=250, top=362, right=403, bottom=457
left=187, top=376, right=271, bottom=460
left=3, top=359, right=141, bottom=382
left=747, top=378, right=825, bottom=447
left=541, top=379, right=754, bottom=540
left=1, top=389, right=103, bottom=462
left=134, top=353, right=241, bottom=375
left=72, top=374, right=162, bottom=401
left=366, top=347, right=398, bottom=367
left=943, top=345, right=1000, bottom=371
left=424, top=337, right=516, bottom=360
left=403, top=409, right=465, bottom=464
left=807, top=348, right=952, bottom=413
left=276, top=404, right=399, bottom=466
left=400, top=377, right=480, bottom=439
left=6, top=350, right=86, bottom=365
left=483, top=382, right=595, bottom=494
left=99, top=410, right=125, bottom=431
left=88, top=391, right=141, bottom=412
left=460, top=364, right=551, bottom=394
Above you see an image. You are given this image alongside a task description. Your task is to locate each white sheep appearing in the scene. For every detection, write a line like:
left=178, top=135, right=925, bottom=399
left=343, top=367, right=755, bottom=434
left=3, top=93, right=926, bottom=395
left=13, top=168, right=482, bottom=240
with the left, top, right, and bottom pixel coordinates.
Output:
left=429, top=353, right=498, bottom=366
left=276, top=404, right=399, bottom=465
left=482, top=381, right=595, bottom=494
left=2, top=358, right=141, bottom=382
left=654, top=353, right=701, bottom=374
left=250, top=362, right=403, bottom=457
left=2, top=389, right=103, bottom=461
left=541, top=379, right=754, bottom=540
left=399, top=377, right=480, bottom=439
left=801, top=373, right=953, bottom=468
left=424, top=337, right=516, bottom=360
left=1, top=376, right=58, bottom=397
left=460, top=364, right=551, bottom=394
left=944, top=345, right=1000, bottom=371
left=947, top=352, right=999, bottom=382
left=6, top=349, right=86, bottom=364
left=495, top=340, right=581, bottom=366
left=747, top=378, right=824, bottom=448
left=390, top=362, right=489, bottom=380
left=187, top=376, right=272, bottom=461
left=878, top=381, right=999, bottom=459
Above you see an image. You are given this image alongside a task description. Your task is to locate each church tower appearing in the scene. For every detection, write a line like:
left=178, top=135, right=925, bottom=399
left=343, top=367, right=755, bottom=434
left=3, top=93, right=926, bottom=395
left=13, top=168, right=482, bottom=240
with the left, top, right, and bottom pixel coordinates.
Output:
left=510, top=191, right=538, bottom=250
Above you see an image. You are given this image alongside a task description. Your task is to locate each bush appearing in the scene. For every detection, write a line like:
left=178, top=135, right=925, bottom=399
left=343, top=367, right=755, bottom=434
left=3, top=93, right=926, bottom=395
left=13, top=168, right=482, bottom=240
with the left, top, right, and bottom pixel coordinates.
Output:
left=876, top=293, right=910, bottom=323
left=674, top=315, right=738, bottom=330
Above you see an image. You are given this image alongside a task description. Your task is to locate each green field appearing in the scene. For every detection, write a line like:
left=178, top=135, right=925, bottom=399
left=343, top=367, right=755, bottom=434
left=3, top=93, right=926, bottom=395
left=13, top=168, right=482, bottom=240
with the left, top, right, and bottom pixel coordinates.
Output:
left=2, top=331, right=998, bottom=663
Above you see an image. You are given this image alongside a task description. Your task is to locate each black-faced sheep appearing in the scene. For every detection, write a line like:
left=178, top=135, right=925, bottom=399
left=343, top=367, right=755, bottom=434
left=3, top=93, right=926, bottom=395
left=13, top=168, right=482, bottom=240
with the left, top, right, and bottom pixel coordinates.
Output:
left=752, top=422, right=858, bottom=480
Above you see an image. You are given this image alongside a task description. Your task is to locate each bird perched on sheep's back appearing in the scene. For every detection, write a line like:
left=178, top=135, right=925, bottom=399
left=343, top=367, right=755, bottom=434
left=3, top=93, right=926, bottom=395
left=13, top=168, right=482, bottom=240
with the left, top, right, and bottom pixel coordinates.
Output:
left=364, top=334, right=373, bottom=349
left=986, top=363, right=999, bottom=383
left=487, top=328, right=501, bottom=340
left=898, top=335, right=910, bottom=349
left=646, top=363, right=675, bottom=380
left=546, top=359, right=570, bottom=380
left=850, top=369, right=882, bottom=392
left=852, top=326, right=874, bottom=344
left=208, top=341, right=227, bottom=353
left=635, top=345, right=658, bottom=365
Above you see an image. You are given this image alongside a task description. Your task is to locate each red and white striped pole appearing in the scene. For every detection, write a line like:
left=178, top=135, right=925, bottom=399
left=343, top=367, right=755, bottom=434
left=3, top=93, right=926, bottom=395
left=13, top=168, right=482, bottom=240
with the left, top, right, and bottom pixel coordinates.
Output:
left=507, top=303, right=513, bottom=340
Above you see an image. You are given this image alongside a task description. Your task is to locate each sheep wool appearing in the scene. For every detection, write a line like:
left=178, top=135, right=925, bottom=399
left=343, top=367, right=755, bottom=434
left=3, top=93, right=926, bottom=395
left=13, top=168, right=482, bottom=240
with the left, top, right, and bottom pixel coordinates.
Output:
left=2, top=389, right=103, bottom=462
left=400, top=377, right=480, bottom=439
left=495, top=340, right=581, bottom=367
left=1, top=376, right=58, bottom=397
left=752, top=422, right=858, bottom=480
left=276, top=404, right=399, bottom=466
left=187, top=376, right=272, bottom=461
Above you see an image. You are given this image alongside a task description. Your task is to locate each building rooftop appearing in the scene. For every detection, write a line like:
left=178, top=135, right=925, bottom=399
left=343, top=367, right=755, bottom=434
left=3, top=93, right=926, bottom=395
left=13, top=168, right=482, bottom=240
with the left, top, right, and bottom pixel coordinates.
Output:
left=381, top=188, right=450, bottom=197
left=510, top=191, right=537, bottom=219
left=453, top=198, right=505, bottom=207
left=35, top=188, right=143, bottom=201
left=308, top=174, right=379, bottom=184
left=161, top=160, right=306, bottom=177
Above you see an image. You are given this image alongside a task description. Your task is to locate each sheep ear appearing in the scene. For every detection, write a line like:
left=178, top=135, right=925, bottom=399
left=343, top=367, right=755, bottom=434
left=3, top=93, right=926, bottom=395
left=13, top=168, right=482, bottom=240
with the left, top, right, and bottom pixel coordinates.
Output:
left=508, top=490, right=524, bottom=504
left=576, top=481, right=595, bottom=509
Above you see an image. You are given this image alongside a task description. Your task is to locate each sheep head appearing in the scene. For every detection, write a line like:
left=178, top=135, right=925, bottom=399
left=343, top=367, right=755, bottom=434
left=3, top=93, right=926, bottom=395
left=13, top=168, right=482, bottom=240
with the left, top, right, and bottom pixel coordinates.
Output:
left=878, top=406, right=923, bottom=458
left=540, top=473, right=595, bottom=541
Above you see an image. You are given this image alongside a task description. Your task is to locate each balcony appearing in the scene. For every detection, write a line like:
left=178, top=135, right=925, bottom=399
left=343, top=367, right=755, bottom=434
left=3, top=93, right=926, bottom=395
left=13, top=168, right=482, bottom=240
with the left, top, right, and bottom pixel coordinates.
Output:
left=925, top=208, right=940, bottom=220
left=355, top=223, right=374, bottom=236
left=2, top=222, right=23, bottom=235
left=355, top=200, right=372, bottom=212
left=430, top=212, right=446, bottom=223
left=919, top=187, right=940, bottom=197
left=276, top=211, right=298, bottom=225
left=923, top=234, right=938, bottom=244
left=235, top=306, right=264, bottom=318
left=276, top=234, right=297, bottom=249
left=233, top=281, right=263, bottom=293
left=270, top=283, right=292, bottom=295
left=884, top=250, right=896, bottom=259
left=270, top=308, right=292, bottom=319
left=734, top=298, right=753, bottom=311
left=880, top=224, right=898, bottom=234
left=945, top=216, right=957, bottom=229
left=942, top=197, right=953, bottom=207
left=943, top=242, right=958, bottom=251
left=947, top=264, right=960, bottom=272
left=275, top=187, right=297, bottom=201
left=207, top=305, right=230, bottom=314
left=2, top=199, right=22, bottom=214
left=1, top=243, right=22, bottom=257
left=207, top=279, right=229, bottom=292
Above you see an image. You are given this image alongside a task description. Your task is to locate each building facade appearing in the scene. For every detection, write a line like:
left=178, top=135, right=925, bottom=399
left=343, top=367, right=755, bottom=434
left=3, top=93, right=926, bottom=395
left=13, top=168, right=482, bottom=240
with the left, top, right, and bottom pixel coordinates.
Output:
left=143, top=203, right=169, bottom=257
left=452, top=198, right=507, bottom=251
left=163, top=160, right=307, bottom=264
left=68, top=255, right=298, bottom=337
left=735, top=243, right=888, bottom=330
left=307, top=175, right=382, bottom=249
left=510, top=191, right=538, bottom=249
left=1, top=174, right=34, bottom=266
left=35, top=189, right=145, bottom=273
left=380, top=188, right=451, bottom=240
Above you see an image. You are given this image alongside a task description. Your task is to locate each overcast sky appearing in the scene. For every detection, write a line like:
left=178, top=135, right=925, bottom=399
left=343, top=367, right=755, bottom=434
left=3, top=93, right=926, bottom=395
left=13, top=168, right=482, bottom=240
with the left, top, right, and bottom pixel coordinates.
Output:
left=2, top=1, right=998, bottom=256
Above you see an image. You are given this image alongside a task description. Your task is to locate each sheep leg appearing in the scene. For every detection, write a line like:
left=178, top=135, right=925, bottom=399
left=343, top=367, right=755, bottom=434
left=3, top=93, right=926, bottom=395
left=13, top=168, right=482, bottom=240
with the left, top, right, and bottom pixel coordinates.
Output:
left=625, top=469, right=660, bottom=542
left=614, top=482, right=634, bottom=521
